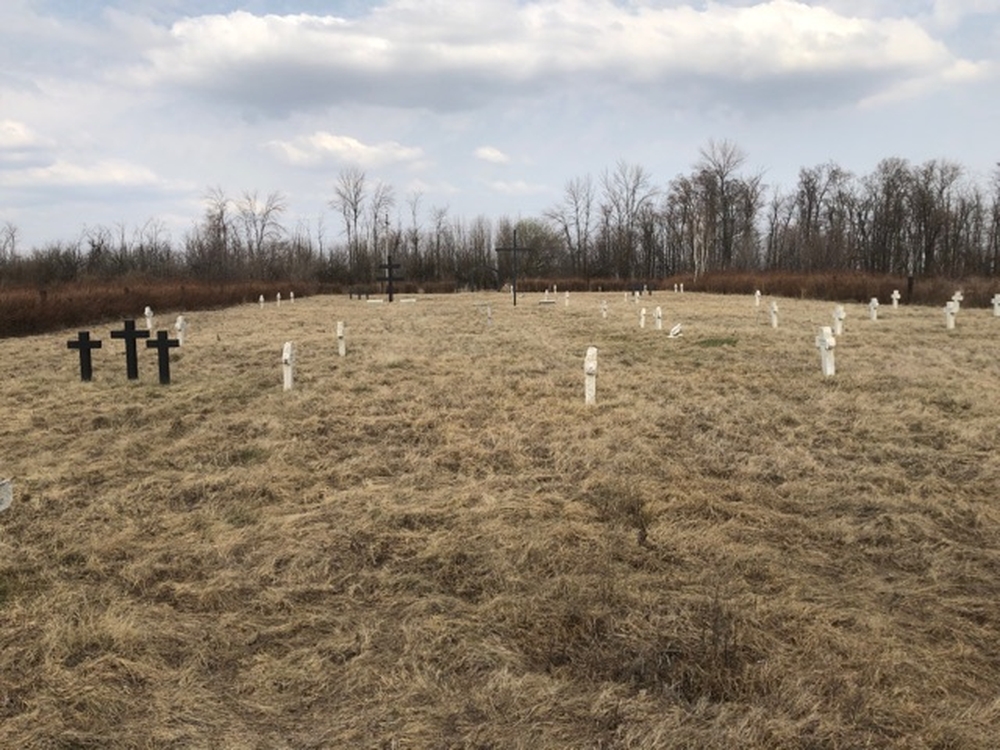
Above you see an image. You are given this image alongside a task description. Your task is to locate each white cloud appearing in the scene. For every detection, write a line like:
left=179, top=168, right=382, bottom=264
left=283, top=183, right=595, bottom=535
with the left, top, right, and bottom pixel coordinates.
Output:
left=486, top=179, right=551, bottom=196
left=475, top=146, right=510, bottom=164
left=266, top=131, right=424, bottom=168
left=0, top=158, right=162, bottom=188
left=120, top=1, right=980, bottom=115
left=0, top=120, right=51, bottom=150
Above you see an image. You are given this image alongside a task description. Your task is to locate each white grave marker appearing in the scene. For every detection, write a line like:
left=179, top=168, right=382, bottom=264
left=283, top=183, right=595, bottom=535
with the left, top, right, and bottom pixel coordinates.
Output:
left=282, top=341, right=295, bottom=391
left=290, top=291, right=295, bottom=304
left=337, top=322, right=346, bottom=357
left=633, top=290, right=640, bottom=304
left=680, top=283, right=684, bottom=293
left=992, top=294, right=1000, bottom=317
left=276, top=292, right=282, bottom=307
left=952, top=291, right=964, bottom=313
left=815, top=326, right=836, bottom=377
left=770, top=301, right=779, bottom=329
left=174, top=315, right=188, bottom=346
left=643, top=284, right=649, bottom=296
left=832, top=305, right=846, bottom=336
left=868, top=297, right=879, bottom=321
left=144, top=306, right=154, bottom=331
left=601, top=300, right=608, bottom=319
left=944, top=300, right=957, bottom=330
left=0, top=479, right=12, bottom=512
left=564, top=291, right=570, bottom=307
left=655, top=306, right=663, bottom=330
left=259, top=294, right=265, bottom=309
left=891, top=289, right=901, bottom=309
left=673, top=283, right=678, bottom=293
left=584, top=346, right=598, bottom=405
left=639, top=307, right=647, bottom=329
left=624, top=292, right=629, bottom=303
left=755, top=290, right=761, bottom=307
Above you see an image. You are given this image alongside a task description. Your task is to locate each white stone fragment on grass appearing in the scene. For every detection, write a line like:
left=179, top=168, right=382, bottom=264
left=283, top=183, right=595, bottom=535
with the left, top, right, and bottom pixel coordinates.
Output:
left=584, top=346, right=598, bottom=405
left=833, top=305, right=846, bottom=336
left=868, top=298, right=879, bottom=321
left=815, top=326, right=836, bottom=377
left=337, top=321, right=346, bottom=357
left=282, top=341, right=295, bottom=391
left=174, top=315, right=188, bottom=346
left=0, top=479, right=12, bottom=512
left=891, top=289, right=901, bottom=308
left=668, top=323, right=683, bottom=338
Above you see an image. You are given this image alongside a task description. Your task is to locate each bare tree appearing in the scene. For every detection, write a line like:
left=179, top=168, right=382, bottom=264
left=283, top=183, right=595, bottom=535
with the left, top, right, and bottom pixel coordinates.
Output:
left=238, top=190, right=287, bottom=277
left=697, top=139, right=747, bottom=269
left=600, top=160, right=658, bottom=279
left=545, top=174, right=595, bottom=278
left=330, top=167, right=366, bottom=272
left=0, top=221, right=19, bottom=264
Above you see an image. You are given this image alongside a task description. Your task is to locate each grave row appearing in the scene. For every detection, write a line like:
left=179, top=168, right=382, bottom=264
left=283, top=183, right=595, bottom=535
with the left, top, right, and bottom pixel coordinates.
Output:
left=67, top=317, right=186, bottom=384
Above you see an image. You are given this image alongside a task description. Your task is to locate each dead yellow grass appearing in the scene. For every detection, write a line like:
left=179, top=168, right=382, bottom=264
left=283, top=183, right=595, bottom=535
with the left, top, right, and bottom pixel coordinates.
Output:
left=2, top=291, right=1000, bottom=748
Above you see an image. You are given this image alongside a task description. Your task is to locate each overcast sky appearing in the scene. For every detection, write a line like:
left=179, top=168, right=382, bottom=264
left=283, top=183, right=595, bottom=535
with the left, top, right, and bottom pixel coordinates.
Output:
left=1, top=0, right=998, bottom=251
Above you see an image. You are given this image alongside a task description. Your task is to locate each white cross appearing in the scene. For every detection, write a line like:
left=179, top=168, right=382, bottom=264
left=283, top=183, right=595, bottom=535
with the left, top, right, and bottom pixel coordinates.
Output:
left=815, top=326, right=836, bottom=377
left=891, top=290, right=901, bottom=309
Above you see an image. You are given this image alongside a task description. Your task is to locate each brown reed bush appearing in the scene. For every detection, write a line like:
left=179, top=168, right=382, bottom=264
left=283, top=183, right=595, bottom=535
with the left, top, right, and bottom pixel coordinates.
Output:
left=3, top=290, right=1000, bottom=747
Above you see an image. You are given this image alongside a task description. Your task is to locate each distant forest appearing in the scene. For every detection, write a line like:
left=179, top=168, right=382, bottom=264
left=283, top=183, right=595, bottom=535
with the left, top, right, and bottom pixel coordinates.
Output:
left=2, top=140, right=999, bottom=288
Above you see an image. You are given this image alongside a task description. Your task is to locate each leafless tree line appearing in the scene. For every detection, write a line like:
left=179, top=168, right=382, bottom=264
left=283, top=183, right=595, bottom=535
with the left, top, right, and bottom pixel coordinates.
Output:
left=2, top=142, right=999, bottom=287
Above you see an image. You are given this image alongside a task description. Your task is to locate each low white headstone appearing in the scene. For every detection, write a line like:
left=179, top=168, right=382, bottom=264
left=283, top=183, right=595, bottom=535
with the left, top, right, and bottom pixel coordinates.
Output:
left=868, top=298, right=879, bottom=321
left=564, top=291, right=570, bottom=307
left=639, top=307, right=647, bottom=329
left=337, top=321, right=346, bottom=357
left=276, top=292, right=282, bottom=308
left=655, top=306, right=663, bottom=331
left=0, top=479, right=12, bottom=512
left=290, top=291, right=295, bottom=304
left=543, top=289, right=550, bottom=302
left=259, top=294, right=265, bottom=309
left=770, top=301, right=779, bottom=329
left=992, top=294, right=1000, bottom=317
left=643, top=284, right=649, bottom=296
left=144, top=306, right=154, bottom=331
left=679, top=283, right=684, bottom=294
left=673, top=283, right=678, bottom=293
left=815, top=326, right=836, bottom=377
left=584, top=346, right=598, bottom=405
left=755, top=290, right=761, bottom=308
left=282, top=341, right=295, bottom=391
left=944, top=300, right=957, bottom=330
left=553, top=284, right=558, bottom=293
left=891, top=289, right=901, bottom=309
left=174, top=315, right=188, bottom=346
left=833, top=305, right=846, bottom=336
left=633, top=290, right=640, bottom=304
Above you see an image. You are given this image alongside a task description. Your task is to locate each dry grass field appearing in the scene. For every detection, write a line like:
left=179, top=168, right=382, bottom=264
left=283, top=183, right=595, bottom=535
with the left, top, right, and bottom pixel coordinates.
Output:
left=2, top=290, right=1000, bottom=749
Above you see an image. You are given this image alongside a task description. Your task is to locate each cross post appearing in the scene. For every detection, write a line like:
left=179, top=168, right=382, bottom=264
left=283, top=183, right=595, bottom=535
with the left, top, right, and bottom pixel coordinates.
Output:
left=495, top=228, right=532, bottom=306
left=146, top=330, right=180, bottom=384
left=110, top=319, right=150, bottom=380
left=378, top=254, right=403, bottom=302
left=67, top=331, right=102, bottom=382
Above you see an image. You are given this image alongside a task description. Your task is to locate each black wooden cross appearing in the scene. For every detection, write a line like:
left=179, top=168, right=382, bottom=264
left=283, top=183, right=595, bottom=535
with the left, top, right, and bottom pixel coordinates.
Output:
left=67, top=331, right=102, bottom=382
left=146, top=331, right=180, bottom=384
left=110, top=319, right=150, bottom=380
left=378, top=254, right=403, bottom=302
left=495, top=228, right=531, bottom=306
